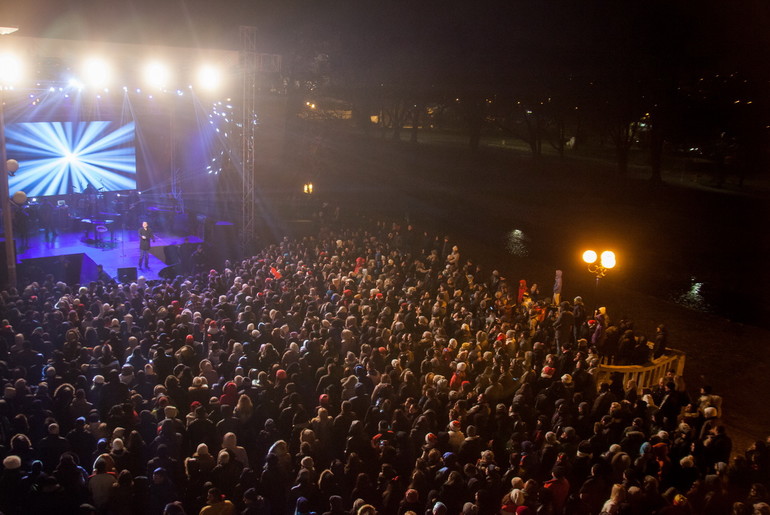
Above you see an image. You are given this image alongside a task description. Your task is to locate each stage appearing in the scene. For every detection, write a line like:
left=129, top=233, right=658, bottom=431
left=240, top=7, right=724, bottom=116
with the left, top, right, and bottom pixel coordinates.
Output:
left=12, top=222, right=203, bottom=285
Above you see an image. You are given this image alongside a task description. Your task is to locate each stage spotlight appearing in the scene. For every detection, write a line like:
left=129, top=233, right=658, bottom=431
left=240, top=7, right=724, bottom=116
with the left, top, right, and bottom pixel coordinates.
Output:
left=143, top=61, right=172, bottom=89
left=82, top=57, right=111, bottom=88
left=0, top=52, right=23, bottom=85
left=196, top=64, right=222, bottom=91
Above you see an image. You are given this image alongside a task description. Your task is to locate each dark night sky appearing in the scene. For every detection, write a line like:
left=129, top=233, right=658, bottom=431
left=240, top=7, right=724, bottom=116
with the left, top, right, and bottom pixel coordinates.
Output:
left=2, top=0, right=768, bottom=68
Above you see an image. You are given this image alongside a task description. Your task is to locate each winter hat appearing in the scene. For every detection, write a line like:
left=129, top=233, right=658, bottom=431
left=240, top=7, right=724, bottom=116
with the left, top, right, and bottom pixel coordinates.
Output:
left=3, top=455, right=21, bottom=470
left=561, top=374, right=573, bottom=385
left=541, top=367, right=555, bottom=378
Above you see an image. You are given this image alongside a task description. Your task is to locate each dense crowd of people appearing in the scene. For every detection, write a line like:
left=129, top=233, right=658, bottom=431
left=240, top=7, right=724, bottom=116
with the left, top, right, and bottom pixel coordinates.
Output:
left=0, top=218, right=764, bottom=515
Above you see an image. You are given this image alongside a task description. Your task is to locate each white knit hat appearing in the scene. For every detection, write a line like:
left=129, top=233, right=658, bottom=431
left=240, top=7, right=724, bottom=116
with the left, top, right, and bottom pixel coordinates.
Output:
left=3, top=455, right=21, bottom=470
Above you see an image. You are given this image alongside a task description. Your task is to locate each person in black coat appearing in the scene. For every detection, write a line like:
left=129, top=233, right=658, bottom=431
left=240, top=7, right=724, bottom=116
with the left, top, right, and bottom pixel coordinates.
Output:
left=138, top=221, right=155, bottom=270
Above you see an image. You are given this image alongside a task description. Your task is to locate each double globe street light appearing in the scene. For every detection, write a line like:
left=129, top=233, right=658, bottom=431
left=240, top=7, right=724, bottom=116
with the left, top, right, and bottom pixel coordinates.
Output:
left=583, top=249, right=616, bottom=310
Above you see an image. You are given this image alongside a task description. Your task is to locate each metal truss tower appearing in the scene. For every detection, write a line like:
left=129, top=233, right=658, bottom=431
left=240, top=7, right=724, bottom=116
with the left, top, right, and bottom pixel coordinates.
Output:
left=239, top=26, right=258, bottom=252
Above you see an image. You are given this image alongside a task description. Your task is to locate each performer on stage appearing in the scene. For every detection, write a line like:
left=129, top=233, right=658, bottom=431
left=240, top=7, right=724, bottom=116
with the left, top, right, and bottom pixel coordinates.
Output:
left=138, top=221, right=155, bottom=270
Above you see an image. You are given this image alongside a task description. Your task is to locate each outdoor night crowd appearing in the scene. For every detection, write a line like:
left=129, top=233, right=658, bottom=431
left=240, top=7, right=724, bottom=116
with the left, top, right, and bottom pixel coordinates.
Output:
left=0, top=218, right=766, bottom=515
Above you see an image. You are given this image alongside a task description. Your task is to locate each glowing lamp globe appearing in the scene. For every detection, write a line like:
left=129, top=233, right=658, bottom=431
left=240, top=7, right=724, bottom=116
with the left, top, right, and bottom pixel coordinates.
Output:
left=6, top=159, right=19, bottom=173
left=12, top=191, right=27, bottom=205
left=582, top=250, right=597, bottom=264
left=600, top=251, right=616, bottom=269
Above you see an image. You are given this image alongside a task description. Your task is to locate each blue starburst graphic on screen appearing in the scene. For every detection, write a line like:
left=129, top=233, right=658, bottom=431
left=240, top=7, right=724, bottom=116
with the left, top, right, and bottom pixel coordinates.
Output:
left=6, top=121, right=137, bottom=197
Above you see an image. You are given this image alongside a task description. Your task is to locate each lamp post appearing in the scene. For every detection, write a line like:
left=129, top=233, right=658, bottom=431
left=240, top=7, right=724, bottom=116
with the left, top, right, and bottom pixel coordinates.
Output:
left=582, top=249, right=616, bottom=310
left=0, top=26, right=20, bottom=289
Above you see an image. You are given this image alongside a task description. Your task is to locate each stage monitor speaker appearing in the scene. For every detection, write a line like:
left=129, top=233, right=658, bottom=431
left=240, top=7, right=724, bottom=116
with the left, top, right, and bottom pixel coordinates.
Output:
left=149, top=243, right=197, bottom=273
left=118, top=267, right=137, bottom=283
left=18, top=253, right=96, bottom=286
left=159, top=264, right=179, bottom=280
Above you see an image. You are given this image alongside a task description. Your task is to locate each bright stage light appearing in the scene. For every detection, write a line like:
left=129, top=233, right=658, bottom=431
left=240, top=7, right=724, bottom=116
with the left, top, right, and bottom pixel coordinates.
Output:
left=81, top=57, right=111, bottom=88
left=196, top=64, right=222, bottom=91
left=143, top=61, right=172, bottom=89
left=0, top=52, right=23, bottom=85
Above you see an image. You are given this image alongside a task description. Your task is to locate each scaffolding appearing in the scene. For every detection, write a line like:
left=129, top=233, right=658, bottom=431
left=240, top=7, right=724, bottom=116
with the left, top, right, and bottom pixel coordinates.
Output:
left=239, top=26, right=258, bottom=252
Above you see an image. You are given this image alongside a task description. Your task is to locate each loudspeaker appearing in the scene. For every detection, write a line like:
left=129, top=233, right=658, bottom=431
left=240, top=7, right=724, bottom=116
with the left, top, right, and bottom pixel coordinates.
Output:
left=159, top=264, right=179, bottom=279
left=0, top=238, right=12, bottom=287
left=208, top=221, right=240, bottom=266
left=18, top=253, right=95, bottom=285
left=118, top=267, right=137, bottom=283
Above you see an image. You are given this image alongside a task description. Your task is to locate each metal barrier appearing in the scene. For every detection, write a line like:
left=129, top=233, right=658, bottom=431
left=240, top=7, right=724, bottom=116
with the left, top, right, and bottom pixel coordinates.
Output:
left=595, top=349, right=686, bottom=392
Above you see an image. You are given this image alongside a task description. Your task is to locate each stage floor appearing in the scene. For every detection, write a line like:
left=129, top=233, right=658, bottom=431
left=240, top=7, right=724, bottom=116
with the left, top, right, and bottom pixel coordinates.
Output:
left=15, top=226, right=203, bottom=282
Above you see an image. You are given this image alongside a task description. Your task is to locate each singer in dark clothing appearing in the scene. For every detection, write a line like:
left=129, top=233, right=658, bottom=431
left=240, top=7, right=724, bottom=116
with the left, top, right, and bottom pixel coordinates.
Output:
left=138, top=221, right=154, bottom=270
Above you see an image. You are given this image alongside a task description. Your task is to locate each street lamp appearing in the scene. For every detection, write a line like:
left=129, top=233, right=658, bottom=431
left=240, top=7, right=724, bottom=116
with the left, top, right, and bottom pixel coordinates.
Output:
left=0, top=26, right=20, bottom=288
left=582, top=249, right=616, bottom=309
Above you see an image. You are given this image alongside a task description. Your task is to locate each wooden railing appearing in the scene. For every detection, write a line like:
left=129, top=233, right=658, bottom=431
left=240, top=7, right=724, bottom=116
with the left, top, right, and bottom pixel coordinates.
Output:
left=595, top=349, right=686, bottom=392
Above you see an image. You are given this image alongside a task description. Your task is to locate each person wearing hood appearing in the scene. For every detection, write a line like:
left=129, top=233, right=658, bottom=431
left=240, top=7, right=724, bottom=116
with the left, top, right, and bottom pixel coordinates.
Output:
left=109, top=438, right=131, bottom=473
left=38, top=422, right=71, bottom=473
left=0, top=455, right=25, bottom=514
left=200, top=486, right=236, bottom=515
left=221, top=432, right=249, bottom=468
left=188, top=405, right=217, bottom=454
left=220, top=382, right=238, bottom=407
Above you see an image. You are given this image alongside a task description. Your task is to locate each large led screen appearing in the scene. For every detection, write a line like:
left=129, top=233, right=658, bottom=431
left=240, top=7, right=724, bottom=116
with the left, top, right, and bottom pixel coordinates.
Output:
left=6, top=121, right=137, bottom=197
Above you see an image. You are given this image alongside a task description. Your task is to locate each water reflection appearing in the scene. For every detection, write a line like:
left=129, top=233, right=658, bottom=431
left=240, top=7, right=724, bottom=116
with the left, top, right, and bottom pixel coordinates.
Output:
left=505, top=229, right=530, bottom=257
left=673, top=276, right=710, bottom=312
